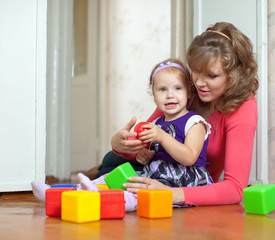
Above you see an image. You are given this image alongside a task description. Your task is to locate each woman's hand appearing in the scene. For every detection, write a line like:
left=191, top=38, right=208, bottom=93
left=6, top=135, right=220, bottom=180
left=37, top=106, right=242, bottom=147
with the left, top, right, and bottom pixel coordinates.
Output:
left=123, top=176, right=171, bottom=192
left=123, top=176, right=185, bottom=205
left=111, top=117, right=147, bottom=154
left=136, top=148, right=155, bottom=165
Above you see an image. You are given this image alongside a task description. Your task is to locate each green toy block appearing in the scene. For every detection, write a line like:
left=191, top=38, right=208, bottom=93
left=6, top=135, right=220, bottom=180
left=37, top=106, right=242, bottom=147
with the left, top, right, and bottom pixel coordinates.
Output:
left=104, top=162, right=138, bottom=190
left=243, top=184, right=275, bottom=215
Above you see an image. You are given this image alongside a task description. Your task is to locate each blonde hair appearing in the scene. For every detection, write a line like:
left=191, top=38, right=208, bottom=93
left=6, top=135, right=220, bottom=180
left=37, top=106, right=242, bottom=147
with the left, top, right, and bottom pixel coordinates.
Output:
left=149, top=58, right=191, bottom=91
left=187, top=22, right=259, bottom=113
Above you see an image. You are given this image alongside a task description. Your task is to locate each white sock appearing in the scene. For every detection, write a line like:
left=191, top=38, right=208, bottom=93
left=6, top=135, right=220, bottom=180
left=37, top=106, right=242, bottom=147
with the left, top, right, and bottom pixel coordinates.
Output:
left=31, top=181, right=50, bottom=202
left=124, top=191, right=137, bottom=212
left=92, top=175, right=107, bottom=185
left=78, top=173, right=99, bottom=191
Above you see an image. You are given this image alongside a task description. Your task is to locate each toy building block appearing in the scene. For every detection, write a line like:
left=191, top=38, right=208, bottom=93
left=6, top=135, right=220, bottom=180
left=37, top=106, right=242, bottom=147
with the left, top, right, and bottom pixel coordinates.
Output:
left=243, top=184, right=275, bottom=215
left=61, top=191, right=100, bottom=223
left=99, top=189, right=125, bottom=219
left=96, top=184, right=110, bottom=190
left=137, top=189, right=173, bottom=219
left=104, top=162, right=138, bottom=190
left=50, top=184, right=78, bottom=190
left=46, top=187, right=76, bottom=217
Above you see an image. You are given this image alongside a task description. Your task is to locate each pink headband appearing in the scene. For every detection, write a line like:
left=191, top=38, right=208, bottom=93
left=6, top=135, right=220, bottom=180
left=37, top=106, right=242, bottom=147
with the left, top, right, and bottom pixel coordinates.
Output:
left=151, top=61, right=190, bottom=90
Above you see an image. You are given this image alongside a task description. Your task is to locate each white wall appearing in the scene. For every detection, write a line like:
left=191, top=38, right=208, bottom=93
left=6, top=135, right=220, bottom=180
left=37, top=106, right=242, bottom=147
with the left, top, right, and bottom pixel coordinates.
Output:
left=107, top=0, right=171, bottom=142
left=0, top=0, right=46, bottom=191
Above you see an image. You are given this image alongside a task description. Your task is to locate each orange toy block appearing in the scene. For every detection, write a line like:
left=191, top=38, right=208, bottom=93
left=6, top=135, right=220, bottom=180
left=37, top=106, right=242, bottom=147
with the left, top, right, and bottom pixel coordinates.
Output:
left=137, top=190, right=173, bottom=219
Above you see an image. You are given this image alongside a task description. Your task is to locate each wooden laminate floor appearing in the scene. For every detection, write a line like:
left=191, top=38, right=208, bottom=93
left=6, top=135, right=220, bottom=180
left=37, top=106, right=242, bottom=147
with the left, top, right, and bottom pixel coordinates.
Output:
left=0, top=194, right=275, bottom=240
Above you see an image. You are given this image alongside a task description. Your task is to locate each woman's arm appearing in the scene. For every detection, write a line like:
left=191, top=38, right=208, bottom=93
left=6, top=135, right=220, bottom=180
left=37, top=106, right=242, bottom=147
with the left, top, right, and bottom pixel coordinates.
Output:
left=183, top=98, right=258, bottom=205
left=146, top=108, right=163, bottom=122
left=125, top=98, right=257, bottom=206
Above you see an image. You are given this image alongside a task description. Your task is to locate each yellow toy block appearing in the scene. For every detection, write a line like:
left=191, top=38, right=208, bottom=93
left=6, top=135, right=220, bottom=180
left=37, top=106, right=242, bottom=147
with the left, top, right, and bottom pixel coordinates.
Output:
left=61, top=191, right=100, bottom=223
left=96, top=184, right=110, bottom=190
left=137, top=190, right=173, bottom=219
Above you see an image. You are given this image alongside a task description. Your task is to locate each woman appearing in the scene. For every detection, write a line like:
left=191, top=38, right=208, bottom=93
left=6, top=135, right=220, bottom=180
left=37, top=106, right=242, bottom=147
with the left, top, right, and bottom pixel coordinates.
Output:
left=98, top=22, right=259, bottom=206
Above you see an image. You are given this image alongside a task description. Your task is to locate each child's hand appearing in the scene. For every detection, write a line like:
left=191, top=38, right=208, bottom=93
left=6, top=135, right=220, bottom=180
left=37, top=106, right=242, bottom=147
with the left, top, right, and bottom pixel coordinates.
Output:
left=138, top=123, right=166, bottom=144
left=136, top=148, right=155, bottom=165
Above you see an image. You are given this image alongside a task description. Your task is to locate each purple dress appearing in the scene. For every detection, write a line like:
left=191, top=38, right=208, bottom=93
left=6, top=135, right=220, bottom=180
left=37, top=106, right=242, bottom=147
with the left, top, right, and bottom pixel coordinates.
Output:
left=140, top=111, right=213, bottom=188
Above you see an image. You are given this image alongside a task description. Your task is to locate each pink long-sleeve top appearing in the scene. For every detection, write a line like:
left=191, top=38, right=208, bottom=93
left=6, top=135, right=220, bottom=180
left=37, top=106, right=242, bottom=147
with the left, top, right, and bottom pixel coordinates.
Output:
left=115, top=97, right=258, bottom=205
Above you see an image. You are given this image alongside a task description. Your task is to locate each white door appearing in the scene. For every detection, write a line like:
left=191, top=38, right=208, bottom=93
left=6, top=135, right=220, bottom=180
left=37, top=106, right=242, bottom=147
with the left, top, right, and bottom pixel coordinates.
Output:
left=71, top=0, right=99, bottom=172
left=0, top=0, right=47, bottom=191
left=193, top=0, right=268, bottom=184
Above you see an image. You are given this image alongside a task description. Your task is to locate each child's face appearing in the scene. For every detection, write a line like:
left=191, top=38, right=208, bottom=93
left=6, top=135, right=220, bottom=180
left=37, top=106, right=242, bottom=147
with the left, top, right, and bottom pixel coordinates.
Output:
left=153, top=70, right=190, bottom=121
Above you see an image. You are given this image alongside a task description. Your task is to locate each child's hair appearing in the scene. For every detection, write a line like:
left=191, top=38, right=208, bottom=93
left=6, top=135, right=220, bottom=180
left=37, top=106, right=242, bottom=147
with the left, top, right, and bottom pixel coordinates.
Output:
left=149, top=58, right=191, bottom=92
left=186, top=22, right=259, bottom=113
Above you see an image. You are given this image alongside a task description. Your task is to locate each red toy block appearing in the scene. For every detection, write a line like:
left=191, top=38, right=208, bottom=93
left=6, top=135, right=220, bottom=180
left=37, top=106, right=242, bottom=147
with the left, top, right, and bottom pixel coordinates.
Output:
left=99, top=189, right=125, bottom=219
left=46, top=187, right=75, bottom=217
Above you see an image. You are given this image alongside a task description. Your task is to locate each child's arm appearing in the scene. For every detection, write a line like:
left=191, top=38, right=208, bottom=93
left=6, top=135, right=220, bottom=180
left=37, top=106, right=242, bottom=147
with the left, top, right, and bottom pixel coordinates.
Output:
left=139, top=122, right=205, bottom=166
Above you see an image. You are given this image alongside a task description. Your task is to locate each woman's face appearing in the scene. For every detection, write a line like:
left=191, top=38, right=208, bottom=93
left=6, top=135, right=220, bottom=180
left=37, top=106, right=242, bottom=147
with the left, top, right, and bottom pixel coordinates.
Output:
left=191, top=59, right=228, bottom=105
